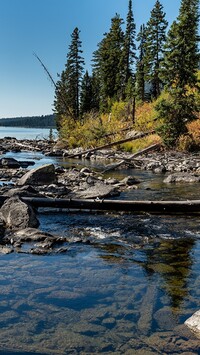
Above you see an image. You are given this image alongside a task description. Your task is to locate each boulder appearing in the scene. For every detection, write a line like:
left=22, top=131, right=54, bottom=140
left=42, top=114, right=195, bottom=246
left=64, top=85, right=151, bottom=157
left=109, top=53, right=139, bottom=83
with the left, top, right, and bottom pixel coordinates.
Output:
left=75, top=182, right=119, bottom=199
left=0, top=157, right=20, bottom=169
left=164, top=173, right=200, bottom=183
left=0, top=196, right=39, bottom=230
left=185, top=310, right=200, bottom=339
left=17, top=163, right=57, bottom=186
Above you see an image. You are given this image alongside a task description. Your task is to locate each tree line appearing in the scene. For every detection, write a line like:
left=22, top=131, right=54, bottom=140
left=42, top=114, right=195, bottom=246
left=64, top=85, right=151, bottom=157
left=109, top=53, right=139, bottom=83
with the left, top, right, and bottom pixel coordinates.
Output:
left=54, top=0, right=199, bottom=148
left=0, top=114, right=56, bottom=128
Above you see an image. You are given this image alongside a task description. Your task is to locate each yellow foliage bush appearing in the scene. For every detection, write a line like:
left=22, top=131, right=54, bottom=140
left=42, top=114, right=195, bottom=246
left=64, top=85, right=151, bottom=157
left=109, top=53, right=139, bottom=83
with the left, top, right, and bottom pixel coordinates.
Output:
left=177, top=119, right=200, bottom=151
left=121, top=134, right=162, bottom=153
left=134, top=102, right=157, bottom=131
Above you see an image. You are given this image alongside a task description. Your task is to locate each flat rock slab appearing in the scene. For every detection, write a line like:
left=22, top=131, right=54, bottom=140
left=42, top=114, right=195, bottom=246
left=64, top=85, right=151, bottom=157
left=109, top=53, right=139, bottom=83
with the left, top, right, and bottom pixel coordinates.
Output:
left=75, top=182, right=119, bottom=199
left=185, top=310, right=200, bottom=339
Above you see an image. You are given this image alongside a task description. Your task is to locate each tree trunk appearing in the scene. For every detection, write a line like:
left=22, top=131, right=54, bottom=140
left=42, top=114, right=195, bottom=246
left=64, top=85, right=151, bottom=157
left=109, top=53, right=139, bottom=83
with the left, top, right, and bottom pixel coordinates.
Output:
left=0, top=197, right=198, bottom=215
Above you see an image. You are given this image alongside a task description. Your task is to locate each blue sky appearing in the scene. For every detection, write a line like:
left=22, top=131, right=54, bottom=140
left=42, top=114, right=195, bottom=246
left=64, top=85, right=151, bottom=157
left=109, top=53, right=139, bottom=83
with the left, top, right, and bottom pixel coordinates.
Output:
left=0, top=0, right=183, bottom=118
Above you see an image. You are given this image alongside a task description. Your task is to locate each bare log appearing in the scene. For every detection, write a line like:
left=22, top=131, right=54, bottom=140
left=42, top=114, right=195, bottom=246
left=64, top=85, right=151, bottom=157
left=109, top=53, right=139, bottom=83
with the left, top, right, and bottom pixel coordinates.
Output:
left=0, top=196, right=198, bottom=214
left=127, top=143, right=161, bottom=160
left=102, top=143, right=161, bottom=172
left=14, top=142, right=41, bottom=151
left=66, top=130, right=155, bottom=159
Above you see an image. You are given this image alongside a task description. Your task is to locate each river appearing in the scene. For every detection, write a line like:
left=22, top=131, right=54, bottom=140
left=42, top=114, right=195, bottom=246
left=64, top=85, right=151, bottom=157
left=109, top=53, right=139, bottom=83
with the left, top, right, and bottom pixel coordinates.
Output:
left=0, top=128, right=199, bottom=354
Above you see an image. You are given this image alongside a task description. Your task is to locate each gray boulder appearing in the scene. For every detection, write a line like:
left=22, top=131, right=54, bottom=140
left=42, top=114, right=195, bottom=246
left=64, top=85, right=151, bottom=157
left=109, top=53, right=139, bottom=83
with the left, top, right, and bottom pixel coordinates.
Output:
left=0, top=196, right=39, bottom=230
left=75, top=182, right=119, bottom=199
left=164, top=173, right=200, bottom=183
left=17, top=163, right=57, bottom=186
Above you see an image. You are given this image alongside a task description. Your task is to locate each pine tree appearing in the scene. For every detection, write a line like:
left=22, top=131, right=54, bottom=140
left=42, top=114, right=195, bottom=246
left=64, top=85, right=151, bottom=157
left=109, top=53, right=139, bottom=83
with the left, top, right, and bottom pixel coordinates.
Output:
left=54, top=27, right=85, bottom=125
left=136, top=24, right=146, bottom=101
left=92, top=14, right=125, bottom=111
left=157, top=0, right=200, bottom=147
left=160, top=0, right=199, bottom=90
left=143, top=0, right=168, bottom=98
left=122, top=0, right=137, bottom=93
left=80, top=71, right=99, bottom=116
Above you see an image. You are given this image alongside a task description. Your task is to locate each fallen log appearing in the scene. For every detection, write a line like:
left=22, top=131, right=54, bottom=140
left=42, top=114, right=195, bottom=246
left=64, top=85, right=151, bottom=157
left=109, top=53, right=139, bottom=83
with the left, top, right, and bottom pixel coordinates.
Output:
left=126, top=143, right=161, bottom=160
left=66, top=130, right=155, bottom=159
left=102, top=143, right=160, bottom=172
left=0, top=196, right=199, bottom=214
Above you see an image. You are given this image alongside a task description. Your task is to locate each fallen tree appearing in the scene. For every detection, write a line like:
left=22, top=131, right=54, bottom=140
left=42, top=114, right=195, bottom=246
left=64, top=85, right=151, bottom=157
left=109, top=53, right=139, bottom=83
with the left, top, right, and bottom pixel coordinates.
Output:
left=66, top=130, right=155, bottom=158
left=0, top=196, right=199, bottom=214
left=102, top=143, right=160, bottom=172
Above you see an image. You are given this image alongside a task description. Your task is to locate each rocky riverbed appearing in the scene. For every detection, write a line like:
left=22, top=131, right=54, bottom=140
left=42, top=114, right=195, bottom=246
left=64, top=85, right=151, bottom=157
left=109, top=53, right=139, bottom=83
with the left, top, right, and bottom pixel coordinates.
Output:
left=0, top=137, right=199, bottom=257
left=0, top=137, right=200, bottom=352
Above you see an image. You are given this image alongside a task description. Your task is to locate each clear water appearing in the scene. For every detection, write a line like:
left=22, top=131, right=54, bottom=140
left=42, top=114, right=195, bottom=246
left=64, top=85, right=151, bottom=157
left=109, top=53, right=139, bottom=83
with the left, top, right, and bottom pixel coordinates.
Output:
left=0, top=136, right=199, bottom=353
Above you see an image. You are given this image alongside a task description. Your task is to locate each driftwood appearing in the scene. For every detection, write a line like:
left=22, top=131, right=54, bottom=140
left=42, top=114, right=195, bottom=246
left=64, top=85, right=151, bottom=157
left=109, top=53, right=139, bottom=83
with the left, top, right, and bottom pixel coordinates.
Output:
left=14, top=142, right=41, bottom=151
left=102, top=143, right=160, bottom=173
left=66, top=130, right=155, bottom=159
left=0, top=196, right=199, bottom=214
left=127, top=143, right=161, bottom=160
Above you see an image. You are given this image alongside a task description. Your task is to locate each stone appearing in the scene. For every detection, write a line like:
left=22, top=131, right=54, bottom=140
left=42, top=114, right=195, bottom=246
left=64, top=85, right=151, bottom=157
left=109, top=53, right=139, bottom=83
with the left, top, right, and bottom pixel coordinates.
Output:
left=164, top=173, right=200, bottom=184
left=185, top=310, right=200, bottom=339
left=8, top=227, right=55, bottom=243
left=0, top=157, right=20, bottom=169
left=0, top=196, right=39, bottom=230
left=76, top=182, right=119, bottom=199
left=120, top=176, right=141, bottom=185
left=17, top=163, right=57, bottom=186
left=2, top=185, right=41, bottom=197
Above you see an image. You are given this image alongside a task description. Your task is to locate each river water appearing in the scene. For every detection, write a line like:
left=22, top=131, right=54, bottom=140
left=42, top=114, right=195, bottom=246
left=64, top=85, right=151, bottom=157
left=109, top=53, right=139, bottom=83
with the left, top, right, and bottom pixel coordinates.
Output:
left=0, top=128, right=199, bottom=354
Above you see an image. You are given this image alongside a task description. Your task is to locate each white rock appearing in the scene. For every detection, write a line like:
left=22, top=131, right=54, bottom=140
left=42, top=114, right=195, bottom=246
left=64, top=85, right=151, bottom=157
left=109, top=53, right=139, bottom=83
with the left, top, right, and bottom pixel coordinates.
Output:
left=184, top=310, right=200, bottom=338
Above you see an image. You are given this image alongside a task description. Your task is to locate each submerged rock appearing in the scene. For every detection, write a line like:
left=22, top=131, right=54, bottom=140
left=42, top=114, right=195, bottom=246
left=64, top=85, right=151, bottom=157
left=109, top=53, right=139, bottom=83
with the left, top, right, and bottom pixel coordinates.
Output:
left=0, top=196, right=39, bottom=230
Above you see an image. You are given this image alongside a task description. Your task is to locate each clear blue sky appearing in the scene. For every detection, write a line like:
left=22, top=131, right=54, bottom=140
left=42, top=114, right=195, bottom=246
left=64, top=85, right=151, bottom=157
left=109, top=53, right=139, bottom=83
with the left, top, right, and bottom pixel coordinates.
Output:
left=0, top=0, right=183, bottom=118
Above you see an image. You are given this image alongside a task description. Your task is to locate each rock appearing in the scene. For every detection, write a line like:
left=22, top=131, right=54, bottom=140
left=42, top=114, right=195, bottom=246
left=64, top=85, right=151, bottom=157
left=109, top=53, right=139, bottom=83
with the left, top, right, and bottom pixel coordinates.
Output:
left=17, top=163, right=57, bottom=186
left=0, top=157, right=20, bottom=169
left=185, top=310, right=200, bottom=339
left=153, top=306, right=177, bottom=330
left=2, top=185, right=41, bottom=197
left=0, top=196, right=39, bottom=230
left=76, top=182, right=119, bottom=199
left=120, top=176, right=140, bottom=185
left=19, top=160, right=35, bottom=168
left=0, top=245, right=13, bottom=254
left=8, top=227, right=55, bottom=242
left=164, top=173, right=200, bottom=183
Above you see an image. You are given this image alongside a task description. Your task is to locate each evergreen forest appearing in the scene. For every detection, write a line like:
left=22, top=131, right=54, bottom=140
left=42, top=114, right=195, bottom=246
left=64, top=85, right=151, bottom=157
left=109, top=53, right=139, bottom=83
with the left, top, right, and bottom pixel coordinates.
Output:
left=0, top=114, right=56, bottom=128
left=54, top=0, right=199, bottom=152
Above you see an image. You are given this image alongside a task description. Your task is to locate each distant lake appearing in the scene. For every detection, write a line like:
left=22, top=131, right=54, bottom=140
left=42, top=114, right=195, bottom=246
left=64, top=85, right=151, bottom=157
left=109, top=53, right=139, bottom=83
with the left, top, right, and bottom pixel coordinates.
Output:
left=0, top=126, right=57, bottom=140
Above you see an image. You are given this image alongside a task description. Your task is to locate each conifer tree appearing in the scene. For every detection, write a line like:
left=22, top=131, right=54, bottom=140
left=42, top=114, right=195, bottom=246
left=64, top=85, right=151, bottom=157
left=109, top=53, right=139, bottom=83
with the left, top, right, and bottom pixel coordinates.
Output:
left=92, top=14, right=125, bottom=111
left=157, top=0, right=199, bottom=147
left=136, top=24, right=146, bottom=101
left=80, top=71, right=99, bottom=116
left=143, top=0, right=168, bottom=98
left=122, top=0, right=137, bottom=94
left=54, top=27, right=85, bottom=125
